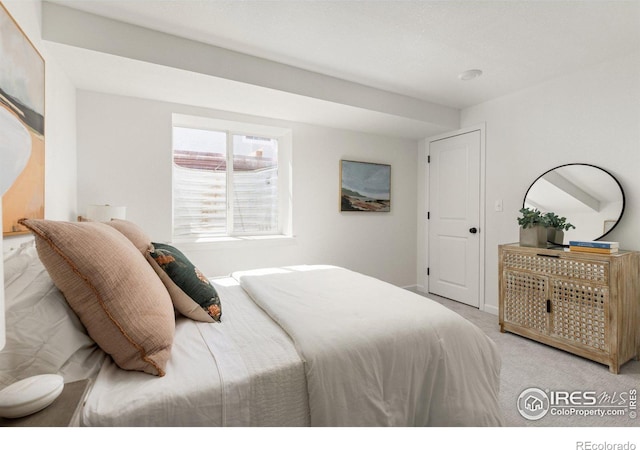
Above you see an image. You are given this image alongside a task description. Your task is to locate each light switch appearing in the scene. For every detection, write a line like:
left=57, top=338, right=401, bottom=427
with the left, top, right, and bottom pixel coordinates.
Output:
left=495, top=199, right=503, bottom=212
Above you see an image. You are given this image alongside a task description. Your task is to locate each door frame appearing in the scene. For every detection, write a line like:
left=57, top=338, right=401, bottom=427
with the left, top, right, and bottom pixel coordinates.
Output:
left=424, top=123, right=487, bottom=311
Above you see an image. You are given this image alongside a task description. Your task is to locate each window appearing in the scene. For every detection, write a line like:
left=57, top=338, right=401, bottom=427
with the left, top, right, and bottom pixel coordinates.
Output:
left=172, top=115, right=291, bottom=241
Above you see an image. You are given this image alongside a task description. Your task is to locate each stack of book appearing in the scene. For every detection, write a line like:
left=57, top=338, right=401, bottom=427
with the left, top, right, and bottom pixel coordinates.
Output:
left=568, top=240, right=619, bottom=254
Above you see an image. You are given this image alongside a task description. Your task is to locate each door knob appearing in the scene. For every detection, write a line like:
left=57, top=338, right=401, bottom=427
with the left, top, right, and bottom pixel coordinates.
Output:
left=469, top=227, right=478, bottom=234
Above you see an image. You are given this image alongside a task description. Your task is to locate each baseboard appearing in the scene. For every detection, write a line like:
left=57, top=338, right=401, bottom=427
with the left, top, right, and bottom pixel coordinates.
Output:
left=403, top=284, right=430, bottom=294
left=483, top=304, right=499, bottom=316
left=405, top=285, right=498, bottom=317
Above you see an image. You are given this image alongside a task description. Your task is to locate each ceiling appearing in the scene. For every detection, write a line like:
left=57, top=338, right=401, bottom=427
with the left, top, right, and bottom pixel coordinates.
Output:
left=43, top=0, right=640, bottom=138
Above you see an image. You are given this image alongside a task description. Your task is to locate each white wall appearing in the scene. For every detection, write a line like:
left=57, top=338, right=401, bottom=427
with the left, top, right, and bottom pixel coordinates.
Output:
left=2, top=0, right=77, bottom=251
left=76, top=91, right=419, bottom=287
left=457, top=52, right=640, bottom=313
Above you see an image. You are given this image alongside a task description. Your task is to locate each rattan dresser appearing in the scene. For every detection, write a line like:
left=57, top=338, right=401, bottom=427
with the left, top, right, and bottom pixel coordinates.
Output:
left=499, top=243, right=640, bottom=374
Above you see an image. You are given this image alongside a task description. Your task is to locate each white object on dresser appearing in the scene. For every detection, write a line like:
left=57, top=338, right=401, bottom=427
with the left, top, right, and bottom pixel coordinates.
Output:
left=85, top=204, right=126, bottom=222
left=0, top=374, right=64, bottom=419
left=499, top=243, right=640, bottom=374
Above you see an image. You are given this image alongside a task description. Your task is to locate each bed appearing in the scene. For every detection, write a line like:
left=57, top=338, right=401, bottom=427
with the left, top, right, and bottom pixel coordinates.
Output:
left=2, top=219, right=504, bottom=427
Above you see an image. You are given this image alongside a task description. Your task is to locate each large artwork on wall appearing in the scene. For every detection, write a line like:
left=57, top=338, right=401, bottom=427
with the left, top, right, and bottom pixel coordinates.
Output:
left=340, top=160, right=391, bottom=212
left=1, top=3, right=45, bottom=236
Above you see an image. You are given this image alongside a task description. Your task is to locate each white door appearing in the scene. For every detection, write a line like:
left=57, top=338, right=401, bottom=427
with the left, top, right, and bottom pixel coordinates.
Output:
left=428, top=130, right=481, bottom=307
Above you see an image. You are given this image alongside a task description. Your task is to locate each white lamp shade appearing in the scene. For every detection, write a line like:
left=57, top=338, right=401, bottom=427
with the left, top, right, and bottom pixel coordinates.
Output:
left=85, top=205, right=127, bottom=222
left=0, top=107, right=31, bottom=195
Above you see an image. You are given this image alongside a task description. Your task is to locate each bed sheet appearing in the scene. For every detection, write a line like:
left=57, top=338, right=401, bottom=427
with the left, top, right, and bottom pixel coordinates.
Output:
left=81, top=278, right=309, bottom=427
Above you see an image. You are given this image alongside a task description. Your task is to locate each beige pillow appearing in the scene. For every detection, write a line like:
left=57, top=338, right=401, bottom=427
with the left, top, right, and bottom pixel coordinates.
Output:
left=105, top=218, right=152, bottom=253
left=18, top=219, right=175, bottom=376
left=104, top=219, right=221, bottom=323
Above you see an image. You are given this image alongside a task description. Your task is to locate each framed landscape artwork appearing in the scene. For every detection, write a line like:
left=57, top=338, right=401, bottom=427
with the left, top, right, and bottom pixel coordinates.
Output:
left=340, top=160, right=391, bottom=212
left=1, top=3, right=45, bottom=236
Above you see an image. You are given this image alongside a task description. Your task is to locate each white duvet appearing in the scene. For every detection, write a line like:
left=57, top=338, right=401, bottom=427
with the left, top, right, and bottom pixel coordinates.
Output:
left=233, top=265, right=504, bottom=426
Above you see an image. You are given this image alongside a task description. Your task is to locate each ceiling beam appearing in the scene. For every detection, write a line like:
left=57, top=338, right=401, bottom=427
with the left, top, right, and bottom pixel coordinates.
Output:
left=41, top=2, right=459, bottom=131
left=542, top=171, right=600, bottom=212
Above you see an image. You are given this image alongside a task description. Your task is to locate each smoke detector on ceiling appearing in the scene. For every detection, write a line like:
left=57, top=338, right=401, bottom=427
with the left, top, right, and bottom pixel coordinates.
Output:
left=458, top=69, right=483, bottom=81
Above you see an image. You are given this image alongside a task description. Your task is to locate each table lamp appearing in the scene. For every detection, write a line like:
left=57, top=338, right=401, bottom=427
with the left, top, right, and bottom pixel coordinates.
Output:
left=85, top=204, right=126, bottom=222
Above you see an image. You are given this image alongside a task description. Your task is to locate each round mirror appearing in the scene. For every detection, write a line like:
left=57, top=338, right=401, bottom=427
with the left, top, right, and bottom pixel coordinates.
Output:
left=523, top=163, right=625, bottom=245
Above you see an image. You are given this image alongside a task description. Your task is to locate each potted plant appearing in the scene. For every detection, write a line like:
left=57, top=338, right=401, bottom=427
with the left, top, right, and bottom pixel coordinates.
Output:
left=543, top=212, right=575, bottom=245
left=517, top=207, right=547, bottom=247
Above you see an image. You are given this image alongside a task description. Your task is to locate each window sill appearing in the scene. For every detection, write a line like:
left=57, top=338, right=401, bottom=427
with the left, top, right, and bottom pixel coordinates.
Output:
left=170, top=234, right=297, bottom=251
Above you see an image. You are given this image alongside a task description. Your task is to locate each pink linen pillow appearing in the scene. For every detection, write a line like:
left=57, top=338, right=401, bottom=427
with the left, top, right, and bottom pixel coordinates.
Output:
left=18, top=218, right=175, bottom=376
left=105, top=218, right=153, bottom=253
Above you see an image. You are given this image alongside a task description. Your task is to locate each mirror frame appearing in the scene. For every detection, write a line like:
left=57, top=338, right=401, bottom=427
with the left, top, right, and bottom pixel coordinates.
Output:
left=523, top=163, right=625, bottom=242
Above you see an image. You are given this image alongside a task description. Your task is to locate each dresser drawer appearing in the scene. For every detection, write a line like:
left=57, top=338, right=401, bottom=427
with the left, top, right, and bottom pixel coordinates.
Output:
left=502, top=250, right=609, bottom=284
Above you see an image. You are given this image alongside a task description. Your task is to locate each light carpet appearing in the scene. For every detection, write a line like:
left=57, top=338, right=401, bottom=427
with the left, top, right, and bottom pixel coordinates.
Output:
left=414, top=290, right=639, bottom=428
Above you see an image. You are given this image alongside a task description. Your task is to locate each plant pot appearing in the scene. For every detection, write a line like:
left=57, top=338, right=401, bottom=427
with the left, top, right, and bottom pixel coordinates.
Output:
left=519, top=225, right=547, bottom=248
left=547, top=229, right=565, bottom=245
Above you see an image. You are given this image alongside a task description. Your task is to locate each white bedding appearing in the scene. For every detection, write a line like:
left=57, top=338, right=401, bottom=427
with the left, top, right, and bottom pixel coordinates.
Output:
left=1, top=243, right=106, bottom=389
left=81, top=278, right=309, bottom=427
left=5, top=240, right=503, bottom=427
left=83, top=264, right=503, bottom=427
left=233, top=265, right=504, bottom=426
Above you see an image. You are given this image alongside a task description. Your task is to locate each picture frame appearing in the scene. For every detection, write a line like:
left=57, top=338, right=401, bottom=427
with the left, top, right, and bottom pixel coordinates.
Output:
left=1, top=2, right=45, bottom=236
left=340, top=160, right=391, bottom=212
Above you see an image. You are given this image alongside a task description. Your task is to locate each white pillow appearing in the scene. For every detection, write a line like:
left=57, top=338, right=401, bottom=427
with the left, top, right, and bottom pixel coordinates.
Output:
left=0, top=246, right=106, bottom=389
left=3, top=240, right=34, bottom=286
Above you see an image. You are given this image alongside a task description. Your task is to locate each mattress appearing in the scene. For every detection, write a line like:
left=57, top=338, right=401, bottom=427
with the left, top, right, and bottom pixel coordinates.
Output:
left=81, top=278, right=309, bottom=427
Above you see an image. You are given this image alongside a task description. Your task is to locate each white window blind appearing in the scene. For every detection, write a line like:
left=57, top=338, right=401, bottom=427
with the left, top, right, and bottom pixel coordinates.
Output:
left=172, top=126, right=280, bottom=240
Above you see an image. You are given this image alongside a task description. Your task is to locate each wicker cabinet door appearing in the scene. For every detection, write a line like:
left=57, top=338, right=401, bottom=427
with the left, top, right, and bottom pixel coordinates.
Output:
left=503, top=270, right=549, bottom=333
left=550, top=279, right=609, bottom=352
